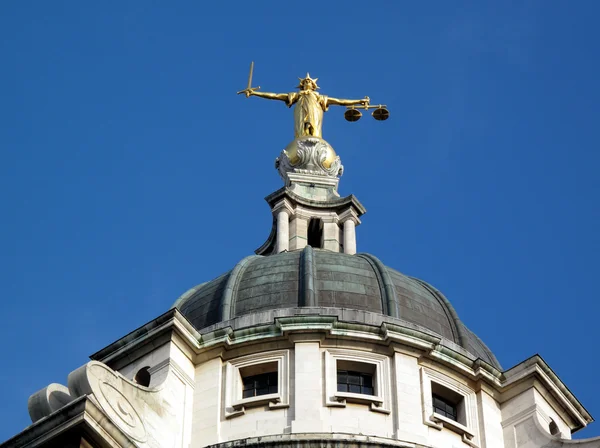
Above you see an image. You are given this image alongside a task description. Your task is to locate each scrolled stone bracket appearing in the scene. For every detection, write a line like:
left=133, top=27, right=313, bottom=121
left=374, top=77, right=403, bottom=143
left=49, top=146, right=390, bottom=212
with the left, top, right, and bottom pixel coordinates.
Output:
left=28, top=360, right=188, bottom=447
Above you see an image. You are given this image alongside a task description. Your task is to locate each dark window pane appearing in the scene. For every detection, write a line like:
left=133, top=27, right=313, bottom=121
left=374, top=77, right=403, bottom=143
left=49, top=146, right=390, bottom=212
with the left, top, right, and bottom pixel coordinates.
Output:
left=337, top=369, right=375, bottom=396
left=432, top=394, right=457, bottom=421
left=348, top=373, right=360, bottom=385
left=242, top=372, right=278, bottom=398
left=269, top=373, right=278, bottom=386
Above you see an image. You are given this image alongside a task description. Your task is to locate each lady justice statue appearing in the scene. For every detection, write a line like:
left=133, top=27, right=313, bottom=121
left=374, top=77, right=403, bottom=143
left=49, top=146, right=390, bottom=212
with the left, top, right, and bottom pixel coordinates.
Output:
left=237, top=64, right=370, bottom=139
left=237, top=63, right=386, bottom=190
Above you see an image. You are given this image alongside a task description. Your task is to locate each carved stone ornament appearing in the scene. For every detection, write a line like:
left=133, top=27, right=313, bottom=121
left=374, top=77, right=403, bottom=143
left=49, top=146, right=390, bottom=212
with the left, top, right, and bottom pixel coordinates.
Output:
left=68, top=362, right=148, bottom=442
left=27, top=383, right=75, bottom=423
left=28, top=360, right=188, bottom=447
left=275, top=136, right=343, bottom=181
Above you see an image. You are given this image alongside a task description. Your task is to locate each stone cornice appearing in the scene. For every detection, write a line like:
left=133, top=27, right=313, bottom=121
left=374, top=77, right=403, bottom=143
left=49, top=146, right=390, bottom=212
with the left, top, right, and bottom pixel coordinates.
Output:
left=90, top=309, right=201, bottom=370
left=271, top=198, right=295, bottom=216
left=338, top=207, right=362, bottom=225
left=0, top=396, right=134, bottom=448
left=500, top=355, right=592, bottom=431
left=264, top=187, right=367, bottom=216
left=85, top=308, right=593, bottom=434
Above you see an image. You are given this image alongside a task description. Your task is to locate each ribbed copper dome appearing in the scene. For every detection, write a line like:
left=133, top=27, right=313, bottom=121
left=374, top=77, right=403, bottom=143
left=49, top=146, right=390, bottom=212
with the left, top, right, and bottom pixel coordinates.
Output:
left=173, top=247, right=500, bottom=369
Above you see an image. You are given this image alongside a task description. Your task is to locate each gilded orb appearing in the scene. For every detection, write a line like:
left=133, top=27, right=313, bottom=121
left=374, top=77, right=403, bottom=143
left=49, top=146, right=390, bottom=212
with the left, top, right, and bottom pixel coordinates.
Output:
left=284, top=136, right=337, bottom=169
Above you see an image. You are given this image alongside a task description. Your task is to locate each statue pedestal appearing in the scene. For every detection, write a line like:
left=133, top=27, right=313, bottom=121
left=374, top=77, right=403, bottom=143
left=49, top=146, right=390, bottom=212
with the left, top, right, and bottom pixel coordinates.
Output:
left=276, top=136, right=343, bottom=201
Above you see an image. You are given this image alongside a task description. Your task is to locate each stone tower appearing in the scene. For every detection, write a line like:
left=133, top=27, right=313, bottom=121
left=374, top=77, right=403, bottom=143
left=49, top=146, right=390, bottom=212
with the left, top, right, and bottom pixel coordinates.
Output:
left=1, top=75, right=598, bottom=448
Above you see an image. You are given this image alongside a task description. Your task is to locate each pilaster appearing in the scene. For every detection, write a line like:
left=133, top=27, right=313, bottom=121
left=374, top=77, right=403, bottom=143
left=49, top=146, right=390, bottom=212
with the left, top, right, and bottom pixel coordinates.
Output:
left=289, top=216, right=308, bottom=250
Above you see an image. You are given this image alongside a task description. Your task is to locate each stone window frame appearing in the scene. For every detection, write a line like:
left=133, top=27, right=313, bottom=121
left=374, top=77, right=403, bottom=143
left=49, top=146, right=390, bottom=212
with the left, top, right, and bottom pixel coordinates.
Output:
left=325, top=348, right=391, bottom=414
left=420, top=367, right=479, bottom=448
left=224, top=350, right=289, bottom=419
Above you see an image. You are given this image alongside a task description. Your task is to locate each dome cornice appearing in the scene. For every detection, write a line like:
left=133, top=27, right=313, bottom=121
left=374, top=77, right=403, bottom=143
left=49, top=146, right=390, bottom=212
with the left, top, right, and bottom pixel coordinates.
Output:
left=86, top=308, right=591, bottom=433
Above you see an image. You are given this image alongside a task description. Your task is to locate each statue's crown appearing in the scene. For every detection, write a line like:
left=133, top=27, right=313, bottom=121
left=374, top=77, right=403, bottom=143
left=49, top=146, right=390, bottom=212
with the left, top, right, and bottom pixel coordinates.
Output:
left=296, top=73, right=319, bottom=90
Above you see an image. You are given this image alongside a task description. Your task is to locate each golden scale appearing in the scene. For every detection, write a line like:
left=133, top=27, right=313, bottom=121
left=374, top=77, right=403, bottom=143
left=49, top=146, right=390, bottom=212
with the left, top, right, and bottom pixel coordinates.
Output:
left=344, top=102, right=389, bottom=122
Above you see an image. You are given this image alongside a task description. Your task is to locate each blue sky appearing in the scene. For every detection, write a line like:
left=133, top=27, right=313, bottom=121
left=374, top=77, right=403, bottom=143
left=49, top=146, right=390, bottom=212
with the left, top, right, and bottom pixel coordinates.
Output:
left=1, top=1, right=599, bottom=441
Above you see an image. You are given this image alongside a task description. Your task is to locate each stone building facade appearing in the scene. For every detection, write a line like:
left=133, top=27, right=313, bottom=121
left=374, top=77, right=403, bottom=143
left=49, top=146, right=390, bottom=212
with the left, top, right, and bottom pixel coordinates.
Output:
left=1, top=118, right=598, bottom=448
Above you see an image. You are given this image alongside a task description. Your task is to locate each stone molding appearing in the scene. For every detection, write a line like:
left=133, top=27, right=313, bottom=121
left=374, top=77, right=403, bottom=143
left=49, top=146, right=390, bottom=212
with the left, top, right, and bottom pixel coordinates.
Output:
left=10, top=308, right=596, bottom=447
left=419, top=366, right=479, bottom=447
left=85, top=309, right=593, bottom=435
left=205, top=433, right=427, bottom=448
left=224, top=349, right=290, bottom=419
left=271, top=198, right=295, bottom=217
left=338, top=207, right=362, bottom=225
left=324, top=348, right=392, bottom=414
left=2, top=395, right=136, bottom=448
left=264, top=187, right=366, bottom=215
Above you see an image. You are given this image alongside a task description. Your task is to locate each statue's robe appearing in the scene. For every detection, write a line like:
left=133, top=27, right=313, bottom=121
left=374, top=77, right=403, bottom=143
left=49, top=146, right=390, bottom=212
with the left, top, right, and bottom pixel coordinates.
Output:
left=287, top=90, right=329, bottom=138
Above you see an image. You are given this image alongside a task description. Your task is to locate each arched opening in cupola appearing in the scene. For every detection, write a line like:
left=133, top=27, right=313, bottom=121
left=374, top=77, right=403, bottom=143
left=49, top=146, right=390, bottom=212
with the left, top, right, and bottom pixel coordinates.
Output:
left=307, top=218, right=323, bottom=248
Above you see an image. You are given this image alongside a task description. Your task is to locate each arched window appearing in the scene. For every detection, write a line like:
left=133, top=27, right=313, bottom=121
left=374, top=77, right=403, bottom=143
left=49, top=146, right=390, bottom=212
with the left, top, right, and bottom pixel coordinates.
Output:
left=307, top=218, right=323, bottom=248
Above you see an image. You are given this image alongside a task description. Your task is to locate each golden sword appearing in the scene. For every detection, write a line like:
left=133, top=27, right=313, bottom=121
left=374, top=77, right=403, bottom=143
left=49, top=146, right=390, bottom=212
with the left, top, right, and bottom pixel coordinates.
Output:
left=237, top=61, right=261, bottom=95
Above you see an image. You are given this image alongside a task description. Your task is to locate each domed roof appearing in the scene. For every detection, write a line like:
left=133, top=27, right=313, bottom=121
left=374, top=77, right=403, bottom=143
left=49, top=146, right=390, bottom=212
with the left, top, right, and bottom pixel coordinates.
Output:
left=173, top=248, right=500, bottom=370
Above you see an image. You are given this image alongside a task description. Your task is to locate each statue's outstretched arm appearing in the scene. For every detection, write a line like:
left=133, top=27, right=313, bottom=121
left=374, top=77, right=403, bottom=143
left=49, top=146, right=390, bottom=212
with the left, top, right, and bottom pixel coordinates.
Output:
left=246, top=90, right=289, bottom=102
left=327, top=96, right=370, bottom=107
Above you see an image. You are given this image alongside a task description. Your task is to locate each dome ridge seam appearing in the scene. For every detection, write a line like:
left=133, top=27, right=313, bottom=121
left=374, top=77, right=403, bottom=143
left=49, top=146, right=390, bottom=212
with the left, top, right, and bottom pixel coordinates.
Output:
left=221, top=255, right=261, bottom=321
left=356, top=253, right=400, bottom=319
left=409, top=277, right=466, bottom=347
left=299, top=246, right=317, bottom=307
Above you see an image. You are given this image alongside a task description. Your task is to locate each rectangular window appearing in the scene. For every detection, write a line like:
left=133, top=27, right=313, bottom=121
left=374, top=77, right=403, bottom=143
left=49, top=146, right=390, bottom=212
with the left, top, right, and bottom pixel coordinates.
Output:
left=432, top=394, right=458, bottom=421
left=419, top=367, right=477, bottom=444
left=337, top=370, right=374, bottom=396
left=225, top=352, right=289, bottom=419
left=325, top=349, right=390, bottom=414
left=431, top=381, right=465, bottom=425
left=242, top=371, right=278, bottom=398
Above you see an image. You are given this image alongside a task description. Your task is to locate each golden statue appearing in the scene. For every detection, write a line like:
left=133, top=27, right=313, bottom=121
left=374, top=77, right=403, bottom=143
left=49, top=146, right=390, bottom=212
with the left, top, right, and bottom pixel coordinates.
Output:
left=238, top=67, right=370, bottom=138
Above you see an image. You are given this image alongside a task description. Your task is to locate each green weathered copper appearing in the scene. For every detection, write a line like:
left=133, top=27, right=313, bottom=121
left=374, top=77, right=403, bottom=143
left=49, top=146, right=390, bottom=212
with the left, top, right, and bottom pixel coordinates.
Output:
left=174, top=250, right=502, bottom=369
